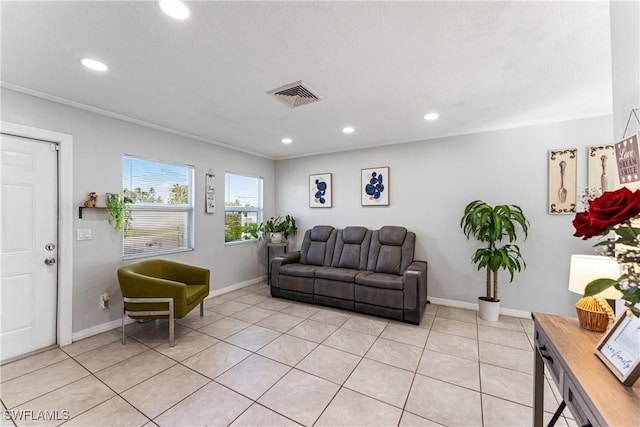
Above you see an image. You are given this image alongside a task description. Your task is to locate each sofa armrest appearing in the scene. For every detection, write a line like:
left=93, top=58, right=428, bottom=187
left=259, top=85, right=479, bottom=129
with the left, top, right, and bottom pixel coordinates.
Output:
left=402, top=261, right=428, bottom=310
left=270, top=251, right=300, bottom=288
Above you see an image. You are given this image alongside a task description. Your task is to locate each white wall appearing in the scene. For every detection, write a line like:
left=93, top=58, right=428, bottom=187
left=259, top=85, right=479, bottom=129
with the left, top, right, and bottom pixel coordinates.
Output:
left=610, top=0, right=640, bottom=139
left=1, top=88, right=275, bottom=335
left=275, top=116, right=613, bottom=317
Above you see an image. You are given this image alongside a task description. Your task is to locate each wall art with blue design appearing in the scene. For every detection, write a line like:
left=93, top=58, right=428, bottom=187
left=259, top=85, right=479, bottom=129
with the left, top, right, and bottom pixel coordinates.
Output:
left=361, top=167, right=389, bottom=206
left=309, top=173, right=332, bottom=208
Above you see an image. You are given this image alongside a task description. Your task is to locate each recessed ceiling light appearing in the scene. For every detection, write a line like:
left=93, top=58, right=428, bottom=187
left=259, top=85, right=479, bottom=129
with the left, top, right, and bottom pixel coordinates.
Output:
left=80, top=58, right=108, bottom=72
left=158, top=0, right=190, bottom=20
left=423, top=112, right=440, bottom=121
left=281, top=138, right=292, bottom=144
left=342, top=127, right=355, bottom=134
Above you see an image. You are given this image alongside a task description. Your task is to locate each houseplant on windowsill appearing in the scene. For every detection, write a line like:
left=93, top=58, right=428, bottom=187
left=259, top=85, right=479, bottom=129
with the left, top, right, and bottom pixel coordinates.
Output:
left=460, top=200, right=529, bottom=321
left=257, top=215, right=297, bottom=243
left=572, top=187, right=640, bottom=317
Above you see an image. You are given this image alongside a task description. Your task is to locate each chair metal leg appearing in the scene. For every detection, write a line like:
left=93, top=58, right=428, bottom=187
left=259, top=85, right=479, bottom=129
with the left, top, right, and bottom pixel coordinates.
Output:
left=169, top=299, right=175, bottom=347
left=200, top=301, right=204, bottom=316
left=122, top=305, right=126, bottom=345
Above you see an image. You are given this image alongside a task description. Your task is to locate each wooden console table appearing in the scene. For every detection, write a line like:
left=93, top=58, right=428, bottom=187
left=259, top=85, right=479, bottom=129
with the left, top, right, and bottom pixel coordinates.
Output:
left=532, top=312, right=640, bottom=427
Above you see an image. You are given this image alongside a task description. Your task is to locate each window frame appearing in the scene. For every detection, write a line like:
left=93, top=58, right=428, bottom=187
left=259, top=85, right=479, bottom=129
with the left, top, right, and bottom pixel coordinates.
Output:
left=224, top=171, right=263, bottom=245
left=122, top=155, right=195, bottom=259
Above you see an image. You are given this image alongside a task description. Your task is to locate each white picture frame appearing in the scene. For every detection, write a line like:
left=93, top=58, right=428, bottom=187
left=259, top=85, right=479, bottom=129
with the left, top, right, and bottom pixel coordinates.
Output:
left=309, top=173, right=332, bottom=208
left=362, top=167, right=389, bottom=206
left=595, top=310, right=640, bottom=386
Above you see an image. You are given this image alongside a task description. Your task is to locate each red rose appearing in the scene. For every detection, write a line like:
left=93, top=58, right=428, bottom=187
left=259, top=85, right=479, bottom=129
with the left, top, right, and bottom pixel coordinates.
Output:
left=572, top=211, right=606, bottom=239
left=573, top=187, right=640, bottom=240
left=589, top=187, right=640, bottom=229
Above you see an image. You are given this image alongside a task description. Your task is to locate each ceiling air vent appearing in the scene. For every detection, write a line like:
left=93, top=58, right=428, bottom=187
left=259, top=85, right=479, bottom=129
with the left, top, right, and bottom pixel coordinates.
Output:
left=268, top=81, right=323, bottom=108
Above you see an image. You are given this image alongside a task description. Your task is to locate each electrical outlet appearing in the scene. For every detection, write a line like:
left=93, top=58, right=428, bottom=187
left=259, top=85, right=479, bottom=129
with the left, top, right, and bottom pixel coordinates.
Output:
left=100, top=292, right=110, bottom=309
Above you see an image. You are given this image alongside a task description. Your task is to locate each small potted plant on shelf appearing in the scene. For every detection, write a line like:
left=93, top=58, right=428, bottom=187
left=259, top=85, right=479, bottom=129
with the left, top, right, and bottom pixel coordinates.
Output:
left=257, top=215, right=297, bottom=243
left=460, top=200, right=529, bottom=321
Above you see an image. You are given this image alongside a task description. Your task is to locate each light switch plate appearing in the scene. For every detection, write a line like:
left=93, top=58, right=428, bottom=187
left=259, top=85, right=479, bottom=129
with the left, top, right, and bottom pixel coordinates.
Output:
left=77, top=229, right=92, bottom=241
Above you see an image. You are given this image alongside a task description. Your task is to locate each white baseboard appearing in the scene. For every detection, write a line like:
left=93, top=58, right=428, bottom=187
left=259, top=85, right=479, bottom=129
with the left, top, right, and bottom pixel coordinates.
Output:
left=428, top=297, right=531, bottom=319
left=72, top=317, right=137, bottom=342
left=206, top=277, right=266, bottom=298
left=72, top=277, right=267, bottom=342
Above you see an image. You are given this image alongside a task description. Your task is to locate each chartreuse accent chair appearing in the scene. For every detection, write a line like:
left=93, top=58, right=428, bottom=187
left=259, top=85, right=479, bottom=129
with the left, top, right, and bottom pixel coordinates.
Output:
left=117, top=259, right=210, bottom=346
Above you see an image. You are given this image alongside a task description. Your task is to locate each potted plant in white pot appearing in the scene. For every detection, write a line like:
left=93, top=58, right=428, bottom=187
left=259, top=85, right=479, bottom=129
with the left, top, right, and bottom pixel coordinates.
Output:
left=257, top=215, right=298, bottom=243
left=460, top=200, right=529, bottom=321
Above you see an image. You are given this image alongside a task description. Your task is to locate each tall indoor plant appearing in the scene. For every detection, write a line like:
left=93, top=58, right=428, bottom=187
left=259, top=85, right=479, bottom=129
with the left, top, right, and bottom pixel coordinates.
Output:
left=460, top=200, right=529, bottom=321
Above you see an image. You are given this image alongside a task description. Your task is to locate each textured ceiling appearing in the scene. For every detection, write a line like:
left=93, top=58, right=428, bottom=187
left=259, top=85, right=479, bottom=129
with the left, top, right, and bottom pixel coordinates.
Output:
left=1, top=1, right=613, bottom=159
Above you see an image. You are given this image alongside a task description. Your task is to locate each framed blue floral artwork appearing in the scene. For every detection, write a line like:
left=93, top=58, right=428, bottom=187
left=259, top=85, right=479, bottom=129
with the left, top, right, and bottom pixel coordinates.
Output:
left=362, top=167, right=389, bottom=206
left=309, top=173, right=332, bottom=208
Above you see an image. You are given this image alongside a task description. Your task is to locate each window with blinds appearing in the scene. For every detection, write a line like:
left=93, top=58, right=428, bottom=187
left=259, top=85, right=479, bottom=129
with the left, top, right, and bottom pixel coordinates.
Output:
left=122, top=156, right=194, bottom=258
left=225, top=172, right=263, bottom=242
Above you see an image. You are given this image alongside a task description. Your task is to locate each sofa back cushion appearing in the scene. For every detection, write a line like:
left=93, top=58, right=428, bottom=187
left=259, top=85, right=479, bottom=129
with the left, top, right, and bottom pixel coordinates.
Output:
left=332, top=226, right=372, bottom=270
left=299, top=225, right=336, bottom=266
left=367, top=226, right=415, bottom=275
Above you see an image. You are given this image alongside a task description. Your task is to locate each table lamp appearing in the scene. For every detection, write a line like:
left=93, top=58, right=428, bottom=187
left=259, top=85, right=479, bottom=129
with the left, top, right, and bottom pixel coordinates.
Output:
left=568, top=254, right=622, bottom=332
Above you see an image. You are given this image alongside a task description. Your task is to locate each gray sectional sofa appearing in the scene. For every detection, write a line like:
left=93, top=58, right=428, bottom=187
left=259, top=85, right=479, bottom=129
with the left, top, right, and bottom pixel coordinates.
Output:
left=270, top=225, right=428, bottom=324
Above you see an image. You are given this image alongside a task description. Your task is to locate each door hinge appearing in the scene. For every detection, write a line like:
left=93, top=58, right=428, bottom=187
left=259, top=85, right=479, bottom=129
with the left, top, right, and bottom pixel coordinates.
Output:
left=50, top=143, right=59, bottom=151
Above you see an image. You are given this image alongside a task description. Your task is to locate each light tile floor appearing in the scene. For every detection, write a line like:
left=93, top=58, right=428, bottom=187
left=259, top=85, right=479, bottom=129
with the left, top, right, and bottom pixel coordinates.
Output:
left=1, top=282, right=577, bottom=427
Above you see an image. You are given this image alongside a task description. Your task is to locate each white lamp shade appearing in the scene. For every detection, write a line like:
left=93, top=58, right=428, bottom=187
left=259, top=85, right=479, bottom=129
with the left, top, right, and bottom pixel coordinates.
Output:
left=568, top=254, right=622, bottom=299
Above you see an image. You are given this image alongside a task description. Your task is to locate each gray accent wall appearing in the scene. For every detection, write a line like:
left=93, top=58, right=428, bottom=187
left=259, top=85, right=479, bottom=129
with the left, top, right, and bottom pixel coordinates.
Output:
left=1, top=88, right=275, bottom=334
left=275, top=116, right=613, bottom=317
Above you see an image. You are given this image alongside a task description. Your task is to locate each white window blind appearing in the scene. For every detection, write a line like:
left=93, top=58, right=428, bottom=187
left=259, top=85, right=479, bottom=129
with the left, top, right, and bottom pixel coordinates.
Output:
left=123, top=156, right=194, bottom=258
left=225, top=173, right=263, bottom=242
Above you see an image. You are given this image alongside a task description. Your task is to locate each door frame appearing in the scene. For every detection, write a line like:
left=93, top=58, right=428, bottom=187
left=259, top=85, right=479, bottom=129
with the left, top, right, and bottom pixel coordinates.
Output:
left=1, top=121, right=73, bottom=346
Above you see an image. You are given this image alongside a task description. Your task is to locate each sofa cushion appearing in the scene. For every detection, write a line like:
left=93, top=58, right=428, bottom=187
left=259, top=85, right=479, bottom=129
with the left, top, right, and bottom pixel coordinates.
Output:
left=355, top=285, right=403, bottom=309
left=355, top=271, right=404, bottom=290
left=316, top=266, right=361, bottom=282
left=186, top=284, right=209, bottom=305
left=315, top=278, right=354, bottom=300
left=378, top=226, right=407, bottom=245
left=367, top=227, right=416, bottom=275
left=299, top=226, right=336, bottom=266
left=279, top=263, right=317, bottom=278
left=343, top=226, right=368, bottom=244
left=279, top=275, right=314, bottom=293
left=332, top=227, right=371, bottom=270
left=311, top=225, right=334, bottom=241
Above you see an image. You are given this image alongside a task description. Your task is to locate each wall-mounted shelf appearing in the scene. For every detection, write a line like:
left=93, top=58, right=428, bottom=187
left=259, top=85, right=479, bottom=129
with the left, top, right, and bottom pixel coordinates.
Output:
left=78, top=206, right=107, bottom=219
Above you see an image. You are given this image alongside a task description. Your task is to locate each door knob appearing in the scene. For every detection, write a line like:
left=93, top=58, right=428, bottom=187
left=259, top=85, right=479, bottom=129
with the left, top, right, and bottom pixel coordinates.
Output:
left=44, top=257, right=56, bottom=265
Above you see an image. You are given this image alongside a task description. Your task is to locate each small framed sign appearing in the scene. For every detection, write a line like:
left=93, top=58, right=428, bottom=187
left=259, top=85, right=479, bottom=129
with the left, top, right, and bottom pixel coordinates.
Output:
left=615, top=133, right=640, bottom=185
left=595, top=310, right=640, bottom=386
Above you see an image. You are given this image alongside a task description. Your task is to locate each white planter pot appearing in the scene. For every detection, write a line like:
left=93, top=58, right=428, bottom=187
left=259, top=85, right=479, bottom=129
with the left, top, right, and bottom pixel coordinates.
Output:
left=269, top=232, right=283, bottom=243
left=478, top=297, right=500, bottom=322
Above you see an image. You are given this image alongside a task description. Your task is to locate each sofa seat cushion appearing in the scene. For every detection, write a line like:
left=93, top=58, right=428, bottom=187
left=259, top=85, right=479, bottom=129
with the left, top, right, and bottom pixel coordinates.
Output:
left=186, top=284, right=209, bottom=305
left=355, top=285, right=403, bottom=309
left=315, top=267, right=361, bottom=282
left=355, top=271, right=403, bottom=290
left=315, top=278, right=354, bottom=300
left=279, top=263, right=318, bottom=278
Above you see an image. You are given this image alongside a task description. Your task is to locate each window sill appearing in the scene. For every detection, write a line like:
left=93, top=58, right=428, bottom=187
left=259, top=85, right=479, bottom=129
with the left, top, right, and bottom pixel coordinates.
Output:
left=123, top=247, right=194, bottom=261
left=224, top=239, right=259, bottom=247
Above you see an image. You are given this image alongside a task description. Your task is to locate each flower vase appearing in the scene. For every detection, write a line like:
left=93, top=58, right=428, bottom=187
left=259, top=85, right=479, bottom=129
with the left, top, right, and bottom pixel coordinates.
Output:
left=270, top=232, right=283, bottom=243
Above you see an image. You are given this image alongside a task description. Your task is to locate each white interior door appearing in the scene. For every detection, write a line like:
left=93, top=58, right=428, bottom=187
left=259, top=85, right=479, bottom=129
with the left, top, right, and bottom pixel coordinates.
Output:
left=1, top=133, right=58, bottom=362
